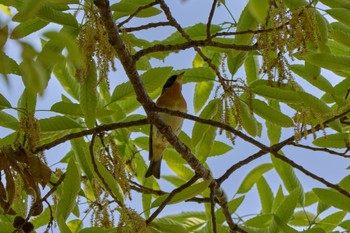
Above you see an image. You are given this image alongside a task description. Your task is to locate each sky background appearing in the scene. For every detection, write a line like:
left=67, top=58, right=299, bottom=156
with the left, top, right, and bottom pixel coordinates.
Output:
left=0, top=0, right=349, bottom=232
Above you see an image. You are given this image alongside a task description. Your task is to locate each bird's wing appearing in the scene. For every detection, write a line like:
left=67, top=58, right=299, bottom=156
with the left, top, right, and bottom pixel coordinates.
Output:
left=149, top=124, right=153, bottom=160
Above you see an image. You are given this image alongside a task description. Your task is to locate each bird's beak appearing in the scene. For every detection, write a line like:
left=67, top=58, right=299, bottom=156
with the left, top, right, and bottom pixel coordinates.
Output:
left=177, top=71, right=185, bottom=80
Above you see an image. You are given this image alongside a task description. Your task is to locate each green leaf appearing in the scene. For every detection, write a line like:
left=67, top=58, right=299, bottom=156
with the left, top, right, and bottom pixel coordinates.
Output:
left=245, top=214, right=272, bottom=228
left=31, top=208, right=51, bottom=229
left=319, top=0, right=350, bottom=10
left=149, top=217, right=188, bottom=233
left=313, top=188, right=350, bottom=212
left=0, top=51, right=20, bottom=75
left=244, top=55, right=259, bottom=84
left=216, top=196, right=245, bottom=224
left=20, top=44, right=48, bottom=95
left=252, top=99, right=294, bottom=127
left=111, top=67, right=173, bottom=102
left=56, top=158, right=80, bottom=223
left=37, top=26, right=79, bottom=72
left=111, top=0, right=161, bottom=19
left=271, top=215, right=299, bottom=233
left=78, top=227, right=117, bottom=233
left=340, top=219, right=350, bottom=231
left=91, top=156, right=125, bottom=204
left=316, top=211, right=346, bottom=231
left=164, top=212, right=207, bottom=231
left=271, top=154, right=304, bottom=205
left=183, top=67, right=216, bottom=83
left=298, top=92, right=331, bottom=114
left=0, top=111, right=19, bottom=130
left=0, top=25, right=8, bottom=48
left=282, top=0, right=308, bottom=9
left=314, top=11, right=329, bottom=44
left=275, top=188, right=299, bottom=222
left=67, top=219, right=83, bottom=233
left=151, top=180, right=211, bottom=208
left=227, top=51, right=247, bottom=76
left=248, top=0, right=269, bottom=23
left=290, top=211, right=318, bottom=227
left=44, top=31, right=82, bottom=67
left=192, top=99, right=220, bottom=148
left=339, top=175, right=350, bottom=192
left=234, top=6, right=258, bottom=45
left=265, top=101, right=282, bottom=145
left=142, top=179, right=152, bottom=218
left=38, top=116, right=83, bottom=131
left=227, top=5, right=257, bottom=76
left=166, top=162, right=194, bottom=180
left=257, top=176, right=274, bottom=214
left=329, top=22, right=350, bottom=48
left=208, top=141, right=233, bottom=156
left=194, top=81, right=213, bottom=113
left=240, top=100, right=259, bottom=137
left=57, top=215, right=73, bottom=233
left=196, top=125, right=216, bottom=162
left=252, top=86, right=302, bottom=104
left=313, top=133, right=349, bottom=149
left=290, top=64, right=334, bottom=94
left=237, top=163, right=273, bottom=194
left=17, top=88, right=37, bottom=119
left=51, top=102, right=82, bottom=116
left=51, top=101, right=114, bottom=119
left=80, top=60, right=97, bottom=128
left=38, top=3, right=78, bottom=27
left=71, top=139, right=94, bottom=180
left=0, top=94, right=11, bottom=109
left=326, top=8, right=350, bottom=27
left=301, top=53, right=350, bottom=72
left=11, top=18, right=48, bottom=39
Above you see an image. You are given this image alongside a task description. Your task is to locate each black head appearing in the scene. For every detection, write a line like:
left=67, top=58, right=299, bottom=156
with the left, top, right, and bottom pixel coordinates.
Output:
left=161, top=72, right=184, bottom=93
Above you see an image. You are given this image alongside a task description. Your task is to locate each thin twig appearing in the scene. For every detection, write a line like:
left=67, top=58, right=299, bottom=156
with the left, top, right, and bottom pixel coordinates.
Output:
left=34, top=119, right=148, bottom=153
left=146, top=174, right=200, bottom=224
left=118, top=1, right=158, bottom=28
left=156, top=0, right=232, bottom=93
left=123, top=21, right=171, bottom=32
left=89, top=133, right=124, bottom=207
left=207, top=0, right=218, bottom=38
left=26, top=173, right=66, bottom=220
left=291, top=142, right=350, bottom=158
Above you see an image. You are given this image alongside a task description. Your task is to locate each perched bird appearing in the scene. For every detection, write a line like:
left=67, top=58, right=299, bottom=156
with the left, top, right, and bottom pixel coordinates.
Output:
left=145, top=72, right=187, bottom=179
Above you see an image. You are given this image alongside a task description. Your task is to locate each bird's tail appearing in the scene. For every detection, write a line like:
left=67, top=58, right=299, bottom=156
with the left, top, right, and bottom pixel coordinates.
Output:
left=145, top=159, right=161, bottom=179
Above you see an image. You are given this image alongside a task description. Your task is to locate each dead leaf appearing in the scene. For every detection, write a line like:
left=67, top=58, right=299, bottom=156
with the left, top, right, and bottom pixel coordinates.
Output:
left=27, top=155, right=51, bottom=187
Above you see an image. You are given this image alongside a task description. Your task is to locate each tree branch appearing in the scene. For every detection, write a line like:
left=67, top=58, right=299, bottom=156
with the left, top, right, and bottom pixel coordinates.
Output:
left=146, top=174, right=200, bottom=224
left=123, top=21, right=172, bottom=32
left=117, top=1, right=158, bottom=28
left=291, top=142, right=350, bottom=158
left=34, top=119, right=148, bottom=153
left=207, top=0, right=218, bottom=38
left=133, top=39, right=257, bottom=61
left=89, top=133, right=124, bottom=207
left=94, top=0, right=246, bottom=231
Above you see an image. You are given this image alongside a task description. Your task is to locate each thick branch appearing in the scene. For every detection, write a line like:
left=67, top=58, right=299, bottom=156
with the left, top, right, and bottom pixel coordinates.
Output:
left=133, top=40, right=257, bottom=61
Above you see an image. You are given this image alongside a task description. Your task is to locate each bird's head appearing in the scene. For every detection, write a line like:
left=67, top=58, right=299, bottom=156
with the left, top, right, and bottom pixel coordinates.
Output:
left=162, top=71, right=185, bottom=93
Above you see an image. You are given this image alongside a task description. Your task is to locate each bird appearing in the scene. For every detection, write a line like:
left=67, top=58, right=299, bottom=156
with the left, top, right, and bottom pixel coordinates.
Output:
left=145, top=72, right=187, bottom=179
